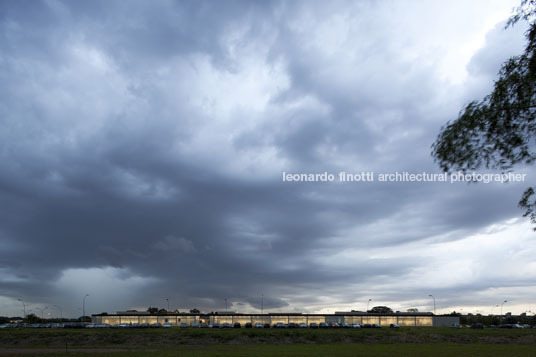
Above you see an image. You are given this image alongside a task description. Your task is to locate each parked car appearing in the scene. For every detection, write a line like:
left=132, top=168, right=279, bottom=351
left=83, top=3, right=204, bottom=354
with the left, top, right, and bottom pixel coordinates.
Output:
left=287, top=323, right=298, bottom=328
left=233, top=322, right=241, bottom=328
left=212, top=323, right=221, bottom=328
left=64, top=322, right=87, bottom=329
left=309, top=323, right=319, bottom=328
left=319, top=322, right=328, bottom=329
left=328, top=322, right=340, bottom=328
left=245, top=322, right=253, bottom=328
left=151, top=323, right=162, bottom=328
left=263, top=323, right=270, bottom=328
left=351, top=323, right=361, bottom=328
left=299, top=323, right=308, bottom=328
left=180, top=323, right=188, bottom=328
left=499, top=324, right=513, bottom=329
left=341, top=323, right=350, bottom=328
left=390, top=324, right=400, bottom=328
left=274, top=322, right=285, bottom=328
left=372, top=324, right=381, bottom=328
left=471, top=323, right=483, bottom=329
left=199, top=323, right=208, bottom=328
left=254, top=323, right=264, bottom=328
left=222, top=323, right=232, bottom=328
left=163, top=322, right=172, bottom=328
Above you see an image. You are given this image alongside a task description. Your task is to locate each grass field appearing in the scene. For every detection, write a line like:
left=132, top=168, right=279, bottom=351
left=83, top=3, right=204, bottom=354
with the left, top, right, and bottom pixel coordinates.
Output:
left=1, top=327, right=535, bottom=356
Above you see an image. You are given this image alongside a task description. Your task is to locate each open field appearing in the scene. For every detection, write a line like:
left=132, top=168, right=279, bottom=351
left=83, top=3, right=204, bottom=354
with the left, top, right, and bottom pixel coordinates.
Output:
left=1, top=343, right=536, bottom=356
left=1, top=327, right=536, bottom=356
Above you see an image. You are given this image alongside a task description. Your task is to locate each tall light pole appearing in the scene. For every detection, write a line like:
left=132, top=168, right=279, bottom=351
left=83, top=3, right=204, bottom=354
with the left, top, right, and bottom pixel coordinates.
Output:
left=261, top=294, right=264, bottom=315
left=82, top=294, right=90, bottom=318
left=225, top=298, right=228, bottom=312
left=429, top=295, right=436, bottom=314
left=501, top=300, right=507, bottom=316
left=36, top=306, right=48, bottom=319
left=164, top=298, right=170, bottom=311
left=53, top=305, right=63, bottom=319
left=367, top=299, right=372, bottom=312
left=17, top=298, right=26, bottom=318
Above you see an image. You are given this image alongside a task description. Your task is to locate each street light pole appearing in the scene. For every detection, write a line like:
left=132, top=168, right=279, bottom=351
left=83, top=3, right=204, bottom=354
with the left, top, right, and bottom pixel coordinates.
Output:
left=367, top=299, right=372, bottom=312
left=261, top=294, right=264, bottom=315
left=83, top=294, right=90, bottom=319
left=225, top=298, right=228, bottom=312
left=53, top=305, right=63, bottom=319
left=429, top=295, right=436, bottom=314
left=501, top=300, right=507, bottom=316
left=165, top=298, right=170, bottom=311
left=36, top=307, right=47, bottom=319
left=17, top=298, right=26, bottom=318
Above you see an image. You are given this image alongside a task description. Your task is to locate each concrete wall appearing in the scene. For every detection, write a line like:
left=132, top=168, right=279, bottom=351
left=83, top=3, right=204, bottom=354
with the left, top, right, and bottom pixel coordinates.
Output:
left=433, top=316, right=459, bottom=327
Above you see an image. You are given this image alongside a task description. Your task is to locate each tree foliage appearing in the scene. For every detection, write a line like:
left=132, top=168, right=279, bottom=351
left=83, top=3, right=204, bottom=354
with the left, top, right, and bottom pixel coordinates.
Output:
left=432, top=1, right=536, bottom=228
left=25, top=313, right=40, bottom=323
left=368, top=306, right=394, bottom=314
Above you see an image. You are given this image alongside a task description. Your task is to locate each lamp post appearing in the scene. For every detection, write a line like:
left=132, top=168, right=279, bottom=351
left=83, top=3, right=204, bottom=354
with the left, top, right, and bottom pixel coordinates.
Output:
left=261, top=294, right=264, bottom=315
left=429, top=295, right=436, bottom=314
left=225, top=298, right=228, bottom=312
left=17, top=298, right=26, bottom=318
left=164, top=298, right=170, bottom=311
left=53, top=305, right=63, bottom=319
left=36, top=306, right=48, bottom=319
left=501, top=300, right=507, bottom=316
left=366, top=299, right=372, bottom=312
left=82, top=294, right=90, bottom=319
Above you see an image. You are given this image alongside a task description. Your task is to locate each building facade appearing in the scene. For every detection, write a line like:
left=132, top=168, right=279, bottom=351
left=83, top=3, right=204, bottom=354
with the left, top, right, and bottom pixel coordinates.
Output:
left=92, top=311, right=459, bottom=327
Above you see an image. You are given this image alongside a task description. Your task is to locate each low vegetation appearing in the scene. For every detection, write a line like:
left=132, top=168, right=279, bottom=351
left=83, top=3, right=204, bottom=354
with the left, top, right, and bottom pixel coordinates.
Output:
left=0, top=326, right=535, bottom=356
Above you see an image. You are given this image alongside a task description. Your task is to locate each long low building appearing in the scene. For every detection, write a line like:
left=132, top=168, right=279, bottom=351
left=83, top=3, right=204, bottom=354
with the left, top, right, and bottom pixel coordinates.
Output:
left=92, top=311, right=459, bottom=327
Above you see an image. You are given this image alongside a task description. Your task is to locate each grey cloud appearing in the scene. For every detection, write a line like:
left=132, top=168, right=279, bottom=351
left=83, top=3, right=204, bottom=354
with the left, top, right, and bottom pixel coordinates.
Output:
left=154, top=236, right=196, bottom=253
left=0, top=0, right=534, bottom=317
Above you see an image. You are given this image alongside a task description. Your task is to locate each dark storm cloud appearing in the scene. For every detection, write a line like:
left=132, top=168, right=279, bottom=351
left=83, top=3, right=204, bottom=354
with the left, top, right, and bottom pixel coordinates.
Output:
left=0, top=0, right=534, bottom=316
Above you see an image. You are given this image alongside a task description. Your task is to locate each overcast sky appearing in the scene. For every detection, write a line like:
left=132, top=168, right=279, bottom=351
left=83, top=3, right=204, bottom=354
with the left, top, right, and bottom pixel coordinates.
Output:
left=1, top=0, right=535, bottom=318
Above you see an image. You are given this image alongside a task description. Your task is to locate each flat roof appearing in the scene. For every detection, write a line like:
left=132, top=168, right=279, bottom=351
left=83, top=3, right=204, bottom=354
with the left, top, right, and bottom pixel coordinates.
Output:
left=335, top=311, right=433, bottom=316
left=92, top=312, right=435, bottom=317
